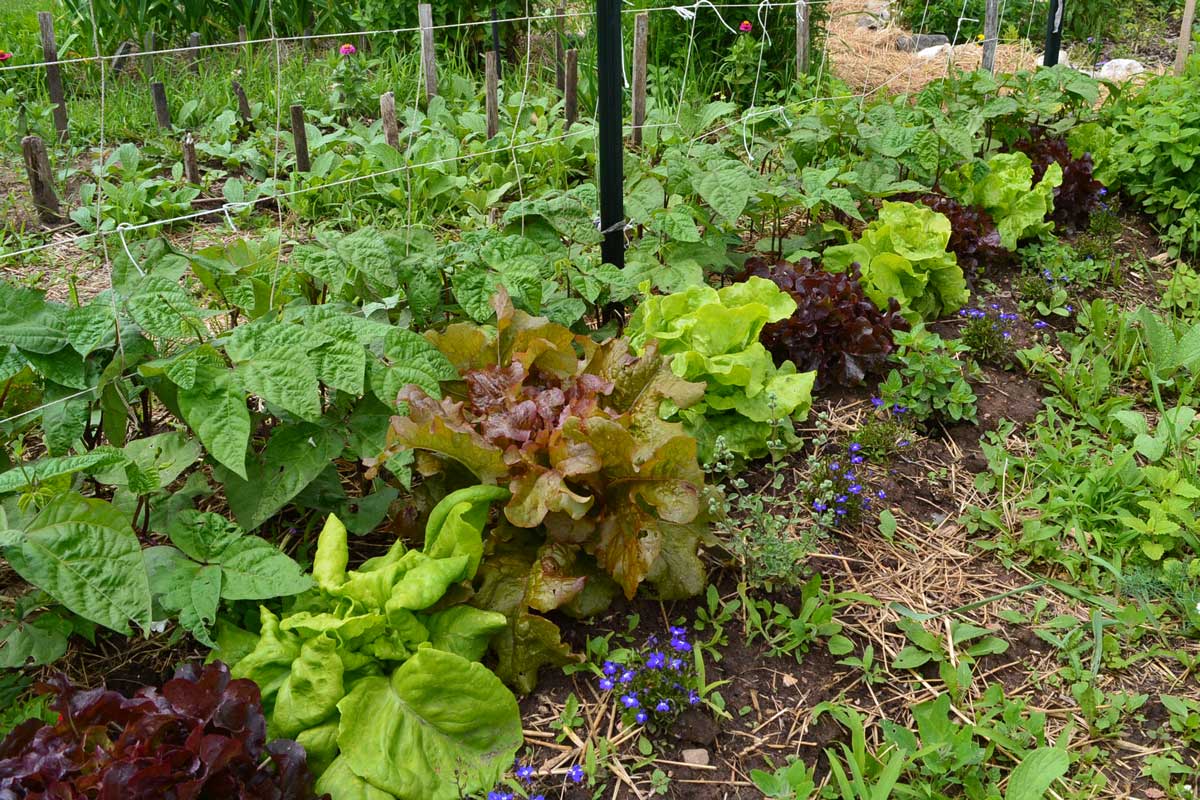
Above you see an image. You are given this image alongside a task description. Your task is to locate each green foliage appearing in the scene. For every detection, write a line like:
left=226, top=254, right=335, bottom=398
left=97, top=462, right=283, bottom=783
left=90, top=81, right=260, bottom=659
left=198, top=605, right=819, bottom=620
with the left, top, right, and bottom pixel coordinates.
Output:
left=947, top=152, right=1063, bottom=251
left=370, top=296, right=710, bottom=689
left=229, top=508, right=522, bottom=799
left=895, top=0, right=1039, bottom=41
left=823, top=201, right=969, bottom=320
left=0, top=592, right=95, bottom=669
left=879, top=324, right=979, bottom=424
left=1087, top=57, right=1200, bottom=259
left=625, top=278, right=816, bottom=461
left=1, top=493, right=151, bottom=635
left=145, top=510, right=312, bottom=646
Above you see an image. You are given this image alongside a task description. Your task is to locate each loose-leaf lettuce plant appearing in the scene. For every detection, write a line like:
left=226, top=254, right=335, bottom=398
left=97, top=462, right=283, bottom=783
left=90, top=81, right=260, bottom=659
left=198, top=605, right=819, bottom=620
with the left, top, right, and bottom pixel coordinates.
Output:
left=369, top=293, right=711, bottom=691
left=222, top=488, right=522, bottom=800
left=823, top=201, right=969, bottom=321
left=945, top=151, right=1063, bottom=250
left=624, top=277, right=816, bottom=461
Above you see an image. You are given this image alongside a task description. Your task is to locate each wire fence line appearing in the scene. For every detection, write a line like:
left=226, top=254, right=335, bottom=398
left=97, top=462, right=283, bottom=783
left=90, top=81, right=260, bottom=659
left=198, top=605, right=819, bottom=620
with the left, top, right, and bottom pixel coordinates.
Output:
left=0, top=0, right=1037, bottom=425
left=0, top=2, right=842, bottom=76
left=0, top=0, right=1032, bottom=266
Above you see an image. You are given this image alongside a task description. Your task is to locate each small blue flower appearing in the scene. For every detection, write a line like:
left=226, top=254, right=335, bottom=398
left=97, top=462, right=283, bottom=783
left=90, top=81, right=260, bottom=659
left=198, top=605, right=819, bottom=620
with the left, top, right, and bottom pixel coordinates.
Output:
left=1098, top=187, right=1107, bottom=196
left=636, top=710, right=648, bottom=724
left=835, top=494, right=848, bottom=504
left=848, top=443, right=861, bottom=453
left=599, top=677, right=614, bottom=691
left=848, top=483, right=862, bottom=494
left=532, top=796, right=546, bottom=800
left=813, top=500, right=828, bottom=512
left=877, top=489, right=887, bottom=499
left=871, top=397, right=884, bottom=407
left=621, top=693, right=640, bottom=709
left=830, top=461, right=841, bottom=471
left=688, top=690, right=701, bottom=705
left=835, top=508, right=846, bottom=516
left=655, top=699, right=671, bottom=712
left=893, top=404, right=908, bottom=414
left=619, top=669, right=635, bottom=684
left=1033, top=320, right=1048, bottom=329
left=898, top=439, right=910, bottom=447
left=567, top=764, right=585, bottom=783
left=602, top=661, right=619, bottom=676
left=851, top=455, right=864, bottom=464
left=670, top=636, right=692, bottom=653
left=516, top=764, right=536, bottom=782
left=488, top=792, right=513, bottom=800
left=646, top=651, right=666, bottom=669
left=669, top=657, right=684, bottom=670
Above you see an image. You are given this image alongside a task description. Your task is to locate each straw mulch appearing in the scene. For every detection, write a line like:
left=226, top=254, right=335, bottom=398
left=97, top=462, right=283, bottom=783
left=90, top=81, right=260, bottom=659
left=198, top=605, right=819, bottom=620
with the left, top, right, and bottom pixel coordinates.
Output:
left=823, top=0, right=1042, bottom=94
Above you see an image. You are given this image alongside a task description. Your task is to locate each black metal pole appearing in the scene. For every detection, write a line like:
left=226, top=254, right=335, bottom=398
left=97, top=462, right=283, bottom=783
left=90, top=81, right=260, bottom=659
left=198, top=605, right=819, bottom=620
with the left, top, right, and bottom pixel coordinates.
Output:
left=491, top=7, right=502, bottom=79
left=596, top=0, right=625, bottom=268
left=1043, top=0, right=1064, bottom=66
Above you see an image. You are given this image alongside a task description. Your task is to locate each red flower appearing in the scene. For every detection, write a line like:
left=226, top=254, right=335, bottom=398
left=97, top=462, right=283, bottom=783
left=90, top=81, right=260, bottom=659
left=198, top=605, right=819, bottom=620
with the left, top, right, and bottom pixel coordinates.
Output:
left=738, top=20, right=752, bottom=33
left=0, top=51, right=13, bottom=62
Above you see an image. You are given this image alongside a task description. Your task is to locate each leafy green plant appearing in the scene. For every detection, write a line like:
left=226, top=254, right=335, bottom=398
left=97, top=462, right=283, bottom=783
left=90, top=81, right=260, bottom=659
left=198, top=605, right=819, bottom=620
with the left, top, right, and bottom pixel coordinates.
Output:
left=878, top=324, right=979, bottom=424
left=224, top=496, right=522, bottom=800
left=368, top=294, right=710, bottom=689
left=145, top=509, right=313, bottom=646
left=1085, top=56, right=1200, bottom=259
left=946, top=152, right=1063, bottom=251
left=823, top=201, right=969, bottom=320
left=741, top=575, right=857, bottom=661
left=624, top=277, right=816, bottom=461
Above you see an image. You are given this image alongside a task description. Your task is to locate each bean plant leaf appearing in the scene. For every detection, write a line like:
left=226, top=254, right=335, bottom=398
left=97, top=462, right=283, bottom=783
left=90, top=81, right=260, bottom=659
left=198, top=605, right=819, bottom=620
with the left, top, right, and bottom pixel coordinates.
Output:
left=4, top=494, right=151, bottom=635
left=0, top=283, right=67, bottom=354
left=178, top=364, right=251, bottom=479
left=236, top=345, right=323, bottom=422
left=220, top=423, right=344, bottom=531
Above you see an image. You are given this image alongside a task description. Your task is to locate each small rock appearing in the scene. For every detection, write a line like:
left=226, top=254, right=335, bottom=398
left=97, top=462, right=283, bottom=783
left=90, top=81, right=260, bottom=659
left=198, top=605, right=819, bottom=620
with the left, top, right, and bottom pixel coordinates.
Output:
left=895, top=33, right=949, bottom=52
left=916, top=43, right=952, bottom=60
left=1035, top=50, right=1072, bottom=68
left=681, top=748, right=710, bottom=767
left=857, top=1, right=891, bottom=29
left=1098, top=58, right=1145, bottom=81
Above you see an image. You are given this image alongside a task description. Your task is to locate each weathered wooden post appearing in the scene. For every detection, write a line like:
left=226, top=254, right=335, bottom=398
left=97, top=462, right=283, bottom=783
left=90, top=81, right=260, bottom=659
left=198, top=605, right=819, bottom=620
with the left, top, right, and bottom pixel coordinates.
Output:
left=38, top=12, right=69, bottom=141
left=21, top=135, right=62, bottom=223
left=419, top=4, right=438, bottom=101
left=631, top=13, right=649, bottom=147
left=291, top=104, right=311, bottom=172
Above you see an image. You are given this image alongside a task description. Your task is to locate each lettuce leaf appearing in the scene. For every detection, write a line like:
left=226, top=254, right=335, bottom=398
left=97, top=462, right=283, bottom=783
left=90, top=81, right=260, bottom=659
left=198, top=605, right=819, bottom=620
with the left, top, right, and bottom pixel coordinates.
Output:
left=823, top=201, right=969, bottom=320
left=625, top=277, right=816, bottom=460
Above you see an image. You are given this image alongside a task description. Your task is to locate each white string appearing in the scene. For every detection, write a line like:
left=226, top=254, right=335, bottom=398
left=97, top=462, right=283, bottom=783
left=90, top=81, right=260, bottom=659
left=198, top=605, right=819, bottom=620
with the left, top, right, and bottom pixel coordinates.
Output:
left=508, top=0, right=536, bottom=233
left=267, top=0, right=286, bottom=309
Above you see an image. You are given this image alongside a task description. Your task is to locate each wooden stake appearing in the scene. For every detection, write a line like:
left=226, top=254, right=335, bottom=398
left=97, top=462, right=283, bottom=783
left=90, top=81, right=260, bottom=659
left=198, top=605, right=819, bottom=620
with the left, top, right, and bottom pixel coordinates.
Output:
left=112, top=40, right=136, bottom=76
left=1176, top=0, right=1197, bottom=75
left=151, top=81, right=171, bottom=129
left=189, top=32, right=201, bottom=74
left=982, top=0, right=1000, bottom=73
left=232, top=80, right=253, bottom=124
left=291, top=104, right=311, bottom=172
left=238, top=24, right=250, bottom=61
left=418, top=4, right=438, bottom=102
left=380, top=91, right=399, bottom=148
left=485, top=51, right=499, bottom=139
left=631, top=13, right=649, bottom=147
left=38, top=13, right=69, bottom=141
left=796, top=0, right=811, bottom=77
left=565, top=48, right=578, bottom=129
left=21, top=135, right=62, bottom=224
left=182, top=133, right=200, bottom=184
left=144, top=30, right=156, bottom=76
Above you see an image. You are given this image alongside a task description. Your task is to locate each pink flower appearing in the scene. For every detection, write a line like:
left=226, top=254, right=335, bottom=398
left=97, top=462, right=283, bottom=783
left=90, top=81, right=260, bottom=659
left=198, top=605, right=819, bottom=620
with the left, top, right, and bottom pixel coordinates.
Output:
left=738, top=20, right=752, bottom=33
left=0, top=51, right=12, bottom=62
left=338, top=43, right=357, bottom=56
